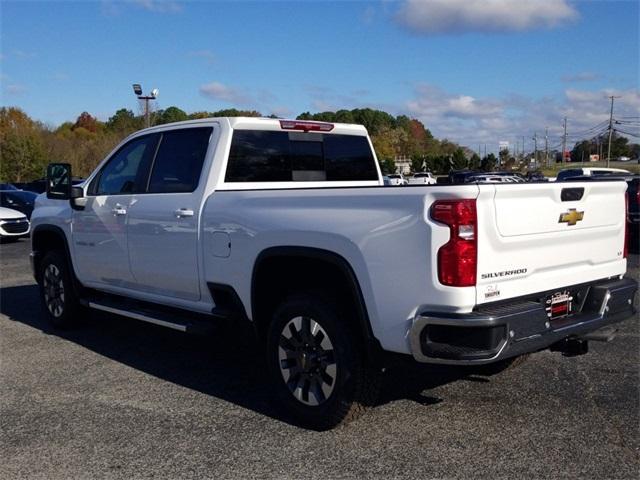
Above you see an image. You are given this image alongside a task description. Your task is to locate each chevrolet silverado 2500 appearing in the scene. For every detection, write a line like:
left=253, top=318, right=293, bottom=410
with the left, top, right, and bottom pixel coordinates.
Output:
left=31, top=117, right=637, bottom=429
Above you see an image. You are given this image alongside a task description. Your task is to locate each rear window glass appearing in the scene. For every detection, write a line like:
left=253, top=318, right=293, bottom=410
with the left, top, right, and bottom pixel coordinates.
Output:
left=225, top=130, right=378, bottom=182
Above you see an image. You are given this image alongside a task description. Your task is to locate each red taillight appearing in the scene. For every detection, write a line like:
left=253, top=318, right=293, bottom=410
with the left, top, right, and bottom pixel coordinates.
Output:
left=624, top=191, right=629, bottom=258
left=279, top=120, right=334, bottom=132
left=431, top=199, right=477, bottom=287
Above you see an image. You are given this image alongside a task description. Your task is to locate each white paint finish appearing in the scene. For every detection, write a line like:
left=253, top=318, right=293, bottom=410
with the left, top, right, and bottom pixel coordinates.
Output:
left=201, top=184, right=480, bottom=354
left=493, top=182, right=622, bottom=236
left=72, top=194, right=135, bottom=286
left=210, top=231, right=231, bottom=258
left=475, top=181, right=627, bottom=305
left=126, top=192, right=202, bottom=301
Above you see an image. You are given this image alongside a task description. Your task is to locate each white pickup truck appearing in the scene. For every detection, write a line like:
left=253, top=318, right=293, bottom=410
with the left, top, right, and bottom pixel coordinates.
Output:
left=31, top=117, right=637, bottom=429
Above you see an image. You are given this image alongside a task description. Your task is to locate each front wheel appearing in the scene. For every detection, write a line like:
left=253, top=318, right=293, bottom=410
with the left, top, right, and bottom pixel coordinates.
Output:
left=266, top=293, right=380, bottom=430
left=39, top=250, right=82, bottom=328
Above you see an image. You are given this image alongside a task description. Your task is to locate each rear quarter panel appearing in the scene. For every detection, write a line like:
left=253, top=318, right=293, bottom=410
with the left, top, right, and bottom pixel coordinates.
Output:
left=201, top=185, right=480, bottom=354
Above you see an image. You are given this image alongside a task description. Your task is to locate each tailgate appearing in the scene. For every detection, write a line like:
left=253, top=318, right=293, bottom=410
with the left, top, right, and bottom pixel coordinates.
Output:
left=475, top=181, right=628, bottom=305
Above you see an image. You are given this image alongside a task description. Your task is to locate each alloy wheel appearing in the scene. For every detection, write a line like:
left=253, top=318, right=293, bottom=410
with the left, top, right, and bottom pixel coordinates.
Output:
left=278, top=316, right=337, bottom=406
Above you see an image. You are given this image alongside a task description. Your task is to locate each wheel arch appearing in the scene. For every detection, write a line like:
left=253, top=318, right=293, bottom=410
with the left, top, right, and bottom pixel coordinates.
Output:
left=31, top=225, right=78, bottom=288
left=251, top=246, right=382, bottom=362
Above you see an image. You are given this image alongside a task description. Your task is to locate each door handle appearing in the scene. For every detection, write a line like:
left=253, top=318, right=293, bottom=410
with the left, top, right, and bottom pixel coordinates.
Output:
left=111, top=205, right=127, bottom=216
left=174, top=208, right=194, bottom=218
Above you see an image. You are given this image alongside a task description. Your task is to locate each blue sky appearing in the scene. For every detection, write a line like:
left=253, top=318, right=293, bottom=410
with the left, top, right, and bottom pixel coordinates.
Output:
left=1, top=0, right=638, bottom=151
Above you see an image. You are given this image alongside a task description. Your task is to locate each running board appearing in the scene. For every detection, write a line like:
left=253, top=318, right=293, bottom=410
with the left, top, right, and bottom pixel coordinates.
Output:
left=85, top=294, right=219, bottom=335
left=89, top=302, right=189, bottom=332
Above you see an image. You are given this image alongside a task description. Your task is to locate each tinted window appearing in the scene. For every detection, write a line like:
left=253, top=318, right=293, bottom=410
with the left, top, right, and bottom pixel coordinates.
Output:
left=557, top=169, right=582, bottom=181
left=94, top=134, right=158, bottom=195
left=148, top=127, right=212, bottom=193
left=225, top=130, right=378, bottom=182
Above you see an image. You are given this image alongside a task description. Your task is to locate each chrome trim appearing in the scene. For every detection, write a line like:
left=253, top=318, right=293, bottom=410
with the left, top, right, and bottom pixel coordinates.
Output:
left=88, top=302, right=187, bottom=332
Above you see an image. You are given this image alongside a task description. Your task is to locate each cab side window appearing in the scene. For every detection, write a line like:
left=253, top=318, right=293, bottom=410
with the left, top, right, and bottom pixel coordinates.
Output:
left=92, top=134, right=158, bottom=195
left=148, top=127, right=213, bottom=193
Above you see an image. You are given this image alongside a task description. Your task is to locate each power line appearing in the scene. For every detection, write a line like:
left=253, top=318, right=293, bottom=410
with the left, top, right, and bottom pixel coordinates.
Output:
left=606, top=95, right=621, bottom=167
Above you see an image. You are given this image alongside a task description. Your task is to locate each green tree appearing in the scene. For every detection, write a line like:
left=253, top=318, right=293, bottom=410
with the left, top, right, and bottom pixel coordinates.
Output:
left=157, top=106, right=188, bottom=125
left=452, top=148, right=467, bottom=170
left=480, top=153, right=497, bottom=171
left=106, top=108, right=142, bottom=134
left=379, top=158, right=396, bottom=174
left=469, top=153, right=481, bottom=170
left=0, top=107, right=48, bottom=182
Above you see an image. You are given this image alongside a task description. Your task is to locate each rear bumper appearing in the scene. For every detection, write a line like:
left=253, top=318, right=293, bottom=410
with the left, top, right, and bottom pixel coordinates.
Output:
left=409, top=277, right=637, bottom=364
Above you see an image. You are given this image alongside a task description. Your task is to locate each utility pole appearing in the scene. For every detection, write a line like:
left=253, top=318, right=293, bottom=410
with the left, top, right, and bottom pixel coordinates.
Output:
left=561, top=117, right=567, bottom=164
left=532, top=132, right=538, bottom=167
left=606, top=95, right=620, bottom=167
left=132, top=83, right=159, bottom=128
left=544, top=127, right=549, bottom=167
left=522, top=136, right=525, bottom=161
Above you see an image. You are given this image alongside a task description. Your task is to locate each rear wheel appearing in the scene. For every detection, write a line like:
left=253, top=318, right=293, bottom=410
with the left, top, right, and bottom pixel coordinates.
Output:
left=266, top=293, right=380, bottom=430
left=39, top=250, right=82, bottom=328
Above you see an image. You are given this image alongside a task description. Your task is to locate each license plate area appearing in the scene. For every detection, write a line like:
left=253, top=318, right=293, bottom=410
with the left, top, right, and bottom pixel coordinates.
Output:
left=545, top=290, right=575, bottom=321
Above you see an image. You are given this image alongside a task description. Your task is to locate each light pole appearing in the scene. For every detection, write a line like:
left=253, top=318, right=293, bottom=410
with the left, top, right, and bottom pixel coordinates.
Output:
left=132, top=83, right=159, bottom=128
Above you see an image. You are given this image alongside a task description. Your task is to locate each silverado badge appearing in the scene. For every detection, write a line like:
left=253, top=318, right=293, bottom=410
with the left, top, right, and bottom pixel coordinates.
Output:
left=558, top=208, right=584, bottom=226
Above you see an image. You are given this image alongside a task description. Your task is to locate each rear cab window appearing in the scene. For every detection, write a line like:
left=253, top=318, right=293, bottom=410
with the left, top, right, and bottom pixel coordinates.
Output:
left=224, top=128, right=379, bottom=186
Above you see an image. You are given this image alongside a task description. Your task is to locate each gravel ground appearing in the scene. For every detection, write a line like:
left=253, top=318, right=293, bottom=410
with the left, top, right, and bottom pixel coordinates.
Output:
left=1, top=238, right=638, bottom=479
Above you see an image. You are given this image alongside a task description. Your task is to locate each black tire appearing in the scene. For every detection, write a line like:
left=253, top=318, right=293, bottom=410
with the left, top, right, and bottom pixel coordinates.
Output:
left=469, top=353, right=531, bottom=376
left=39, top=250, right=82, bottom=329
left=266, top=292, right=380, bottom=430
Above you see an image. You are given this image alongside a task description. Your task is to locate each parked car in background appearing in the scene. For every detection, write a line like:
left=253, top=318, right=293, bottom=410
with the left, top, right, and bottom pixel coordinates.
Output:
left=556, top=167, right=631, bottom=181
left=15, top=177, right=85, bottom=194
left=464, top=174, right=525, bottom=183
left=0, top=190, right=38, bottom=219
left=386, top=173, right=408, bottom=185
left=0, top=206, right=30, bottom=241
left=526, top=171, right=548, bottom=182
left=448, top=170, right=480, bottom=184
left=0, top=183, right=19, bottom=190
left=408, top=172, right=437, bottom=185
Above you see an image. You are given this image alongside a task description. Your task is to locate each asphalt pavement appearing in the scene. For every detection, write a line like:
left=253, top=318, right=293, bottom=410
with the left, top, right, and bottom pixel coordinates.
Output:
left=1, top=238, right=639, bottom=479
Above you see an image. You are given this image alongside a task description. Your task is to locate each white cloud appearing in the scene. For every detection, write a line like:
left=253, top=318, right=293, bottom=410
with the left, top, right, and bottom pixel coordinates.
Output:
left=396, top=0, right=578, bottom=35
left=405, top=84, right=640, bottom=150
left=199, top=82, right=253, bottom=105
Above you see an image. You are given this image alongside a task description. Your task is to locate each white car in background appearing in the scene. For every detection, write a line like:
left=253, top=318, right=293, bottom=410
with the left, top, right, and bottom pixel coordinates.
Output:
left=0, top=206, right=30, bottom=240
left=386, top=174, right=408, bottom=186
left=408, top=172, right=437, bottom=185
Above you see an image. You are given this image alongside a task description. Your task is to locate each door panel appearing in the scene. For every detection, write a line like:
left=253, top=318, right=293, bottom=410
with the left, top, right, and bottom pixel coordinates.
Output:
left=126, top=127, right=213, bottom=301
left=73, top=195, right=135, bottom=286
left=127, top=194, right=201, bottom=300
left=72, top=133, right=159, bottom=287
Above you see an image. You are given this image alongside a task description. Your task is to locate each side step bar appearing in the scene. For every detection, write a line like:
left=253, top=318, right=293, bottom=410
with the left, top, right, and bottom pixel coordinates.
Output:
left=88, top=302, right=189, bottom=332
left=83, top=293, right=220, bottom=335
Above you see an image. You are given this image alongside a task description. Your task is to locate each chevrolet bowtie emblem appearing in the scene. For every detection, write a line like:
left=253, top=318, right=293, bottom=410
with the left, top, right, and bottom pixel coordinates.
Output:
left=559, top=208, right=584, bottom=226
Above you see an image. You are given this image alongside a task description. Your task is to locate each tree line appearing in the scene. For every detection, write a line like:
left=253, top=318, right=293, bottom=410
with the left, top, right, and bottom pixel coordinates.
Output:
left=1, top=104, right=502, bottom=182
